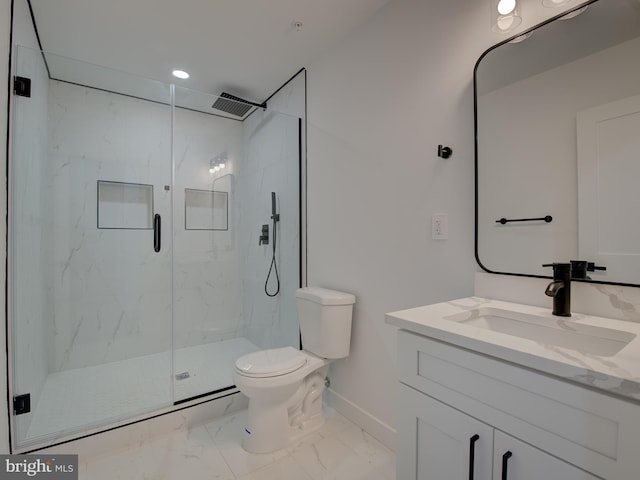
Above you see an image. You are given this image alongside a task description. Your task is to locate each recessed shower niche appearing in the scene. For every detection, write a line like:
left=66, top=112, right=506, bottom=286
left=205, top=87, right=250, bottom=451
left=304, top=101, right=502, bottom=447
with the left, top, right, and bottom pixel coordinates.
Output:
left=9, top=46, right=304, bottom=450
left=184, top=188, right=228, bottom=231
left=97, top=181, right=154, bottom=229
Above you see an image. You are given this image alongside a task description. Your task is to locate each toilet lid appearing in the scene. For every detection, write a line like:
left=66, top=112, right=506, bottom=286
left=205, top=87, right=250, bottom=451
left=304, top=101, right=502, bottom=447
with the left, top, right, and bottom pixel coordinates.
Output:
left=235, top=347, right=307, bottom=378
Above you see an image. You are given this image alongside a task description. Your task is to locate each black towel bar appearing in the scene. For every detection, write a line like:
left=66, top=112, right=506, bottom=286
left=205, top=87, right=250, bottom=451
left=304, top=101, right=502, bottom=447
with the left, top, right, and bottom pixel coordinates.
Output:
left=496, top=215, right=552, bottom=225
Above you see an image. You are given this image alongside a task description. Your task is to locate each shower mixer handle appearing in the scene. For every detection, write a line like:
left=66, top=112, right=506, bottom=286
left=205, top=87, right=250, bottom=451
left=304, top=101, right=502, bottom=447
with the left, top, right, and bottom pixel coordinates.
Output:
left=259, top=224, right=269, bottom=245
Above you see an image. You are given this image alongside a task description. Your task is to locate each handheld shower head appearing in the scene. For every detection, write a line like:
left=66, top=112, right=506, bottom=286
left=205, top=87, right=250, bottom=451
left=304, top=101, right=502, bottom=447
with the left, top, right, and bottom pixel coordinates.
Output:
left=271, top=192, right=279, bottom=221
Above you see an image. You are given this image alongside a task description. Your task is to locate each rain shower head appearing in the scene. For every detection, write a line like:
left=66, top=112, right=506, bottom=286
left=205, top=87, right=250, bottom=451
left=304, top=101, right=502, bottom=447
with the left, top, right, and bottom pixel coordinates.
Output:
left=212, top=92, right=267, bottom=118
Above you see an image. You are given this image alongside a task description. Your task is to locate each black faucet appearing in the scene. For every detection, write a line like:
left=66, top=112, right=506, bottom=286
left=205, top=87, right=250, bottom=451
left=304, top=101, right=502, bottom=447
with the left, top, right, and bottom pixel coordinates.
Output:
left=543, top=263, right=572, bottom=317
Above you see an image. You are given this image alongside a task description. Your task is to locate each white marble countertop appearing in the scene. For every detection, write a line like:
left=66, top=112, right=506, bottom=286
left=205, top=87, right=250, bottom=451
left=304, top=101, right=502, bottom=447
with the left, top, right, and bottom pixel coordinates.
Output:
left=386, top=296, right=640, bottom=403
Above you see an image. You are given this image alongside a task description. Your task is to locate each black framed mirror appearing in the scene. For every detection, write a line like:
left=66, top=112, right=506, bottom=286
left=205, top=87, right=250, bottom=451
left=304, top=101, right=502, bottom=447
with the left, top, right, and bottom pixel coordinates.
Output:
left=475, top=0, right=640, bottom=286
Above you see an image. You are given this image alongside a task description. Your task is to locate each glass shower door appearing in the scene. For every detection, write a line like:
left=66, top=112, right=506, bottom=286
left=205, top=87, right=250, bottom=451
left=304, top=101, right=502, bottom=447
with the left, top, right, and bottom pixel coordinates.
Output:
left=171, top=86, right=254, bottom=402
left=9, top=47, right=174, bottom=448
left=171, top=86, right=302, bottom=403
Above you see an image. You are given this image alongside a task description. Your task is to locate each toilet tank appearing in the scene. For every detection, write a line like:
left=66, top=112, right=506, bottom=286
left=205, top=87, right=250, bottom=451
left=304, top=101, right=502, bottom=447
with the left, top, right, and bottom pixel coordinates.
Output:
left=296, top=287, right=356, bottom=359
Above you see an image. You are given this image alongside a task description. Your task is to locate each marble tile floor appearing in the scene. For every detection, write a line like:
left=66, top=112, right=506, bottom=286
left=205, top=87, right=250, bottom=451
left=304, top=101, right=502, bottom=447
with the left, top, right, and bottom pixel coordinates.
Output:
left=77, top=407, right=396, bottom=480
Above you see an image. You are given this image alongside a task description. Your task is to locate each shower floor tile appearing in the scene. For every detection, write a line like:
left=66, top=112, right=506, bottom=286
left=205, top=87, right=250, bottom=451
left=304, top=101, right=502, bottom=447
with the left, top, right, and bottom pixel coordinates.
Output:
left=24, top=337, right=259, bottom=444
left=173, top=339, right=259, bottom=402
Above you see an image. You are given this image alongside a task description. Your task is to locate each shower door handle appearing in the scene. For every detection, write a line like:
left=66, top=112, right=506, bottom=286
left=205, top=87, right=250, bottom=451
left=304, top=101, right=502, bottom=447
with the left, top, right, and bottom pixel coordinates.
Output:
left=153, top=214, right=161, bottom=252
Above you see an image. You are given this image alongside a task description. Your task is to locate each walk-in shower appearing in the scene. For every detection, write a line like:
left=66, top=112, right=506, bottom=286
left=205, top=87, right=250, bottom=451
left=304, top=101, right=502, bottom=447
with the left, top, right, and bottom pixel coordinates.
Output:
left=8, top=46, right=303, bottom=450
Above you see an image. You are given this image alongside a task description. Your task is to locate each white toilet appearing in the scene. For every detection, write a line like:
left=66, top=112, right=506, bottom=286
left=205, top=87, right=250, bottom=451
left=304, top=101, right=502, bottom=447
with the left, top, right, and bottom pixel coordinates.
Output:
left=233, top=287, right=355, bottom=453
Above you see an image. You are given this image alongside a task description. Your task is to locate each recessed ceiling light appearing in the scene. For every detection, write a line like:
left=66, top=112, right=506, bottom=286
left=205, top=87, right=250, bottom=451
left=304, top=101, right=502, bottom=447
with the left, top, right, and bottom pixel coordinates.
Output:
left=172, top=70, right=190, bottom=79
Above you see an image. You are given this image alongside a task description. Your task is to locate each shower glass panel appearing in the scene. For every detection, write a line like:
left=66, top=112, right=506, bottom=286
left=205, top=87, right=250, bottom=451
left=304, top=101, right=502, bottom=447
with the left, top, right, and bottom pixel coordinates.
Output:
left=9, top=46, right=303, bottom=449
left=10, top=47, right=173, bottom=447
left=171, top=86, right=302, bottom=402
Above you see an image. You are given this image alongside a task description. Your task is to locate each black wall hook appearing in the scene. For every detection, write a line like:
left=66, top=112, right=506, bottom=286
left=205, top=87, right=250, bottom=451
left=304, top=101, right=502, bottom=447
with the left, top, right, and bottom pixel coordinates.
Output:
left=437, top=145, right=452, bottom=159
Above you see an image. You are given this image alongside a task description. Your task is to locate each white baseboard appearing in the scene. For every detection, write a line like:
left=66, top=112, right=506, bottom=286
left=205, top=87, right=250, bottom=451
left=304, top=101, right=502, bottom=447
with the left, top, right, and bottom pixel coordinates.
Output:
left=325, top=388, right=396, bottom=451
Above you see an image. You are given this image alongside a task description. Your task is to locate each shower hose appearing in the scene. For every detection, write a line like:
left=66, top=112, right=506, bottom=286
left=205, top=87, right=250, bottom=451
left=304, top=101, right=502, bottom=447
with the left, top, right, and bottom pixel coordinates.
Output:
left=265, top=213, right=280, bottom=297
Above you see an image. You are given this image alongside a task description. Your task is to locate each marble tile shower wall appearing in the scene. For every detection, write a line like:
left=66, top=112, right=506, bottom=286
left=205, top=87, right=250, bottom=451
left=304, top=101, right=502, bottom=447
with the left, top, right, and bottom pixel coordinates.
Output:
left=48, top=80, right=173, bottom=371
left=12, top=45, right=51, bottom=440
left=240, top=109, right=300, bottom=350
left=173, top=107, right=244, bottom=349
left=47, top=81, right=246, bottom=371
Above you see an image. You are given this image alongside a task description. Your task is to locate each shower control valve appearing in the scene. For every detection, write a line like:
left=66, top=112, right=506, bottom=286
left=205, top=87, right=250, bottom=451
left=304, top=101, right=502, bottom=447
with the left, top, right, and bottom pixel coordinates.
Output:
left=259, top=224, right=269, bottom=245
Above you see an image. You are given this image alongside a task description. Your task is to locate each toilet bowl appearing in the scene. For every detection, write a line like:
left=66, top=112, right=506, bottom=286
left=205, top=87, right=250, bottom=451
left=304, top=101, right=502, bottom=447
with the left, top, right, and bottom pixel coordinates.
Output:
left=233, top=287, right=355, bottom=453
left=233, top=347, right=329, bottom=453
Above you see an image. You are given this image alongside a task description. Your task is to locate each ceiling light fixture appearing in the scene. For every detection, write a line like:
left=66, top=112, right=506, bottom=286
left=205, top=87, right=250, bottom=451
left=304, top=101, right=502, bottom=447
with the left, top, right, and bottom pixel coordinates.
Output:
left=559, top=5, right=588, bottom=19
left=172, top=70, right=190, bottom=79
left=209, top=153, right=228, bottom=175
left=542, top=0, right=571, bottom=7
left=492, top=0, right=522, bottom=34
left=497, top=0, right=516, bottom=15
left=508, top=31, right=533, bottom=43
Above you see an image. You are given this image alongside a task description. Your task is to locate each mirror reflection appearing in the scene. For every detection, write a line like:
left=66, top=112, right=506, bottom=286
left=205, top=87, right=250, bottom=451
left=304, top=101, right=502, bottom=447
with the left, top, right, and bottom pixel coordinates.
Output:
left=475, top=0, right=640, bottom=285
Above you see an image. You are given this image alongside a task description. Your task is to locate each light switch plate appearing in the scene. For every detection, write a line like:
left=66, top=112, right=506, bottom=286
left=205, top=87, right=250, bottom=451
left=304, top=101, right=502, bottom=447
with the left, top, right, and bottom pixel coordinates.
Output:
left=432, top=213, right=448, bottom=240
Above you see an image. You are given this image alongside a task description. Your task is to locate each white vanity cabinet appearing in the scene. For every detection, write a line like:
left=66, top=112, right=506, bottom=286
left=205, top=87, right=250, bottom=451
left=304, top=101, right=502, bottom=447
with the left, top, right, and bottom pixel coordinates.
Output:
left=399, top=384, right=599, bottom=479
left=398, top=383, right=492, bottom=479
left=492, top=431, right=599, bottom=480
left=396, top=330, right=640, bottom=480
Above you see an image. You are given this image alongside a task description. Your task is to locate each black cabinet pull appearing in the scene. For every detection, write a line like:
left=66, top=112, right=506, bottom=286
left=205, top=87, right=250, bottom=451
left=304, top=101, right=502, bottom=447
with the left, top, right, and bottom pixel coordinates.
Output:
left=469, top=434, right=480, bottom=480
left=153, top=214, right=161, bottom=252
left=501, top=451, right=513, bottom=480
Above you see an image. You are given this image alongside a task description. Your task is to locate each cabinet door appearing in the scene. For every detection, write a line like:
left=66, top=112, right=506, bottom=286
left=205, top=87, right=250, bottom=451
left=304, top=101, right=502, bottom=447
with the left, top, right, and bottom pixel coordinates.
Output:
left=493, top=431, right=600, bottom=480
left=398, top=383, right=493, bottom=480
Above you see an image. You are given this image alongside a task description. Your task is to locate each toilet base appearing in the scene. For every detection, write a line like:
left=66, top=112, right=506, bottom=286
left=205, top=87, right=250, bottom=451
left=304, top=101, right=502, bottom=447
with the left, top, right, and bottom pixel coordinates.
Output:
left=242, top=401, right=290, bottom=453
left=289, top=411, right=325, bottom=446
left=241, top=370, right=328, bottom=454
left=241, top=406, right=326, bottom=454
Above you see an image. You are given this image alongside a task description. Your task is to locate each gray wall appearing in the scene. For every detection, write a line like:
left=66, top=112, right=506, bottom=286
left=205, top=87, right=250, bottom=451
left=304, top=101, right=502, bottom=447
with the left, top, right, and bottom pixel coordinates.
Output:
left=306, top=0, right=589, bottom=447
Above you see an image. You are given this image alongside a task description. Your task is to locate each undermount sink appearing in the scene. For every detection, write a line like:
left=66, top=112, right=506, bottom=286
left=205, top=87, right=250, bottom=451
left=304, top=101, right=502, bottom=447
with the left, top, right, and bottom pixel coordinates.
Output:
left=444, top=307, right=636, bottom=357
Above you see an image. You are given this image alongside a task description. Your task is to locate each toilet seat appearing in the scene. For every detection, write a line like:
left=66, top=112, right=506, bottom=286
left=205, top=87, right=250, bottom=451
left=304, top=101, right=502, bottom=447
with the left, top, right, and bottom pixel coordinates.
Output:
left=235, top=347, right=307, bottom=378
